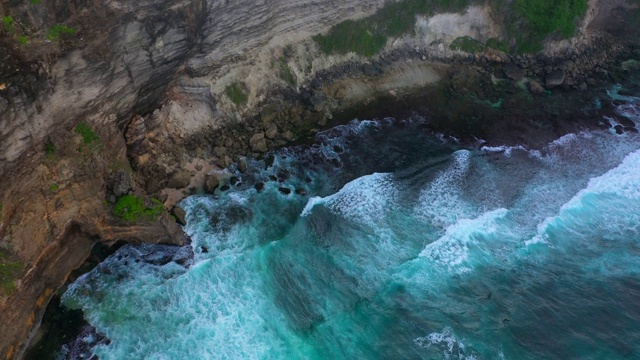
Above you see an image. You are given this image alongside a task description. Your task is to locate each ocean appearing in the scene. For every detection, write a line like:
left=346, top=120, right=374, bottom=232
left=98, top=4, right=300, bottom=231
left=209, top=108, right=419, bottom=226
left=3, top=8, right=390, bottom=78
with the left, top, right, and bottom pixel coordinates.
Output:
left=61, top=87, right=640, bottom=359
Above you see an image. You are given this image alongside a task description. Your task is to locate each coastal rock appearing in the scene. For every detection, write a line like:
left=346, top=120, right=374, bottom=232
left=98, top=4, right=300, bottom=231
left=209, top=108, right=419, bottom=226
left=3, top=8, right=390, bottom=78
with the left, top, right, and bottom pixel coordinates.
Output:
left=203, top=173, right=220, bottom=193
left=503, top=63, right=526, bottom=81
left=528, top=80, right=545, bottom=94
left=546, top=70, right=565, bottom=88
left=167, top=170, right=192, bottom=189
left=237, top=157, right=248, bottom=173
left=249, top=133, right=268, bottom=153
left=111, top=170, right=132, bottom=197
left=172, top=206, right=187, bottom=226
left=309, top=92, right=327, bottom=112
left=265, top=124, right=279, bottom=139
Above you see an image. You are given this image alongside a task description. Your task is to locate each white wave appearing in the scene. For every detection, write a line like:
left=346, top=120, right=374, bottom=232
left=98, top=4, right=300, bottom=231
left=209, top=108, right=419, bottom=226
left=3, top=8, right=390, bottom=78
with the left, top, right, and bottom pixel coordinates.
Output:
left=414, top=327, right=478, bottom=360
left=616, top=103, right=640, bottom=123
left=481, top=144, right=529, bottom=157
left=300, top=196, right=325, bottom=217
left=528, top=148, right=640, bottom=245
left=419, top=208, right=508, bottom=273
left=414, top=150, right=476, bottom=229
left=299, top=172, right=397, bottom=227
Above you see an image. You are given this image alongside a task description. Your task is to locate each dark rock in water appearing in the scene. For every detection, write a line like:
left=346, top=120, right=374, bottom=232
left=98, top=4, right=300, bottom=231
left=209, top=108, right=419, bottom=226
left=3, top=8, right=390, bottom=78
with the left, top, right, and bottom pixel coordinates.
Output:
left=220, top=185, right=230, bottom=192
left=269, top=175, right=278, bottom=182
left=277, top=170, right=290, bottom=182
left=230, top=176, right=239, bottom=185
left=503, top=63, right=526, bottom=81
left=625, top=126, right=639, bottom=133
left=255, top=182, right=265, bottom=192
left=237, top=157, right=248, bottom=173
left=333, top=145, right=344, bottom=153
left=278, top=187, right=292, bottom=195
left=528, top=80, right=545, bottom=94
left=546, top=70, right=565, bottom=88
left=203, top=174, right=220, bottom=193
left=615, top=125, right=624, bottom=134
left=295, top=188, right=307, bottom=196
left=167, top=170, right=191, bottom=189
left=172, top=206, right=187, bottom=226
left=200, top=246, right=208, bottom=253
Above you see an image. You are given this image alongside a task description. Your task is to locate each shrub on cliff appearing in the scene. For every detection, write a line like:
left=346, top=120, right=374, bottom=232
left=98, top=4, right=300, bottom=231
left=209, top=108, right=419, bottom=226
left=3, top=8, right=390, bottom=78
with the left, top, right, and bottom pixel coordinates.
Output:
left=513, top=0, right=588, bottom=53
left=0, top=251, right=23, bottom=295
left=225, top=82, right=248, bottom=106
left=74, top=122, right=101, bottom=152
left=113, top=195, right=165, bottom=222
left=314, top=0, right=470, bottom=57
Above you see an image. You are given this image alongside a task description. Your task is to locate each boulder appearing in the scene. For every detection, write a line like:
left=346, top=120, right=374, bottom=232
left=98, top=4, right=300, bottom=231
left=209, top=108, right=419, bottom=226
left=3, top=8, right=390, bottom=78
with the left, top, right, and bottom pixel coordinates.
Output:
left=249, top=132, right=268, bottom=153
left=167, top=170, right=191, bottom=189
left=237, top=157, right=248, bottom=173
left=172, top=206, right=187, bottom=226
left=309, top=91, right=327, bottom=112
left=265, top=124, right=278, bottom=139
left=203, top=173, right=220, bottom=193
left=112, top=170, right=132, bottom=197
left=545, top=70, right=565, bottom=88
left=528, top=80, right=545, bottom=94
left=503, top=63, right=526, bottom=81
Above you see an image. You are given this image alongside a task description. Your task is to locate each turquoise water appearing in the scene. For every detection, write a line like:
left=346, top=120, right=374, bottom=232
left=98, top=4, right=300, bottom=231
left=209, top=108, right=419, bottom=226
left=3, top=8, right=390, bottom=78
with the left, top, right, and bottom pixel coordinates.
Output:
left=62, top=98, right=640, bottom=359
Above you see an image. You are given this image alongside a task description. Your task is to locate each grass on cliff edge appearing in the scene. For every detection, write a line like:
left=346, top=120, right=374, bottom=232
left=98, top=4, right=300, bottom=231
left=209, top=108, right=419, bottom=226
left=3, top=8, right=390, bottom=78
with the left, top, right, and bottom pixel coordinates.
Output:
left=225, top=82, right=248, bottom=106
left=314, top=0, right=471, bottom=56
left=513, top=0, right=588, bottom=53
left=113, top=195, right=165, bottom=222
left=0, top=251, right=23, bottom=295
left=315, top=0, right=587, bottom=56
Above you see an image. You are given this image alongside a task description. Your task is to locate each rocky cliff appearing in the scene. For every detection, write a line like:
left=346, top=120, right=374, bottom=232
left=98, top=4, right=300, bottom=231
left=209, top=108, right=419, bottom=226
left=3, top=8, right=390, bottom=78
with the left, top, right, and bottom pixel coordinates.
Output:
left=1, top=0, right=639, bottom=358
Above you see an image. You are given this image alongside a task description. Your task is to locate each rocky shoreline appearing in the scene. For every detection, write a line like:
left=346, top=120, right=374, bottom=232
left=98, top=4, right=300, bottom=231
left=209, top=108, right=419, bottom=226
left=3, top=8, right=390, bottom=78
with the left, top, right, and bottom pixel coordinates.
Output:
left=1, top=0, right=640, bottom=357
left=22, top=28, right=640, bottom=357
left=136, top=33, right=639, bottom=211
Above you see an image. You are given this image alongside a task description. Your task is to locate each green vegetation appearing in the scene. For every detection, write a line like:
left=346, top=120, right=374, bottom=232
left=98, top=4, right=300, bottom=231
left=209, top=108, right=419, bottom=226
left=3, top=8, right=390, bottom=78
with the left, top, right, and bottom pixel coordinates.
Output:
left=314, top=0, right=470, bottom=57
left=314, top=20, right=387, bottom=57
left=278, top=58, right=296, bottom=86
left=46, top=24, right=75, bottom=41
left=49, top=183, right=59, bottom=192
left=225, top=82, right=248, bottom=106
left=17, top=35, right=29, bottom=45
left=315, top=0, right=588, bottom=56
left=44, top=141, right=56, bottom=158
left=2, top=16, right=15, bottom=33
left=113, top=195, right=165, bottom=222
left=0, top=251, right=23, bottom=295
left=485, top=37, right=509, bottom=52
left=74, top=123, right=99, bottom=146
left=513, top=0, right=588, bottom=53
left=30, top=0, right=42, bottom=4
left=450, top=36, right=485, bottom=53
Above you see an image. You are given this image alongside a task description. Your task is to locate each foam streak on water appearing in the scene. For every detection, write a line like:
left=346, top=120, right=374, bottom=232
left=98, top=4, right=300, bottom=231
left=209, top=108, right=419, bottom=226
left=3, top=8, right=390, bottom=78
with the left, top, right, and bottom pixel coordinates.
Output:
left=63, top=102, right=640, bottom=359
